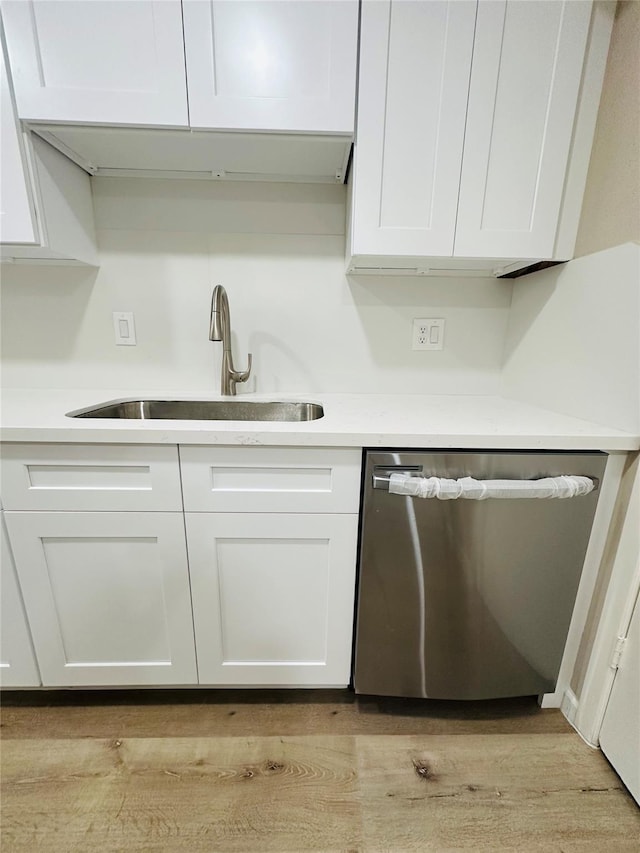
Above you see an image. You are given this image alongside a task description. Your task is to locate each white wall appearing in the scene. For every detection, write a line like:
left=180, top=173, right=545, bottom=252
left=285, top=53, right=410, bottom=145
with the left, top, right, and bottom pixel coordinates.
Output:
left=501, top=242, right=640, bottom=434
left=0, top=178, right=512, bottom=395
left=575, top=0, right=640, bottom=258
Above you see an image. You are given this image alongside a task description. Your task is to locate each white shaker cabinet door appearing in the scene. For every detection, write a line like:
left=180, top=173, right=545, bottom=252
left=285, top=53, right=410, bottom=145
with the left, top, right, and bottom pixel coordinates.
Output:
left=350, top=0, right=476, bottom=259
left=183, top=0, right=358, bottom=133
left=1, top=0, right=188, bottom=126
left=187, top=512, right=358, bottom=686
left=4, top=512, right=197, bottom=687
left=454, top=0, right=592, bottom=260
left=0, top=514, right=40, bottom=687
left=0, top=36, right=37, bottom=245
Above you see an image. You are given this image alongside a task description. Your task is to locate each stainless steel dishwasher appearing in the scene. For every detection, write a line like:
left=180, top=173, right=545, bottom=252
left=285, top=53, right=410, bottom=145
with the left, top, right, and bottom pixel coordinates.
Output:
left=354, top=450, right=607, bottom=700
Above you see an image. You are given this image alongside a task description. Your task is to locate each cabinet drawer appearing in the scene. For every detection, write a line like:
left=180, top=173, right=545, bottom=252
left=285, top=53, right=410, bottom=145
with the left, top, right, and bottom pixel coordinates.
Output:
left=179, top=446, right=361, bottom=513
left=0, top=444, right=183, bottom=511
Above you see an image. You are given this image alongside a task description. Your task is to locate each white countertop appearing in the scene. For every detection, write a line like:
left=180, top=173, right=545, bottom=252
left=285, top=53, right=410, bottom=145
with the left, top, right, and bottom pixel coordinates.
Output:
left=1, top=388, right=638, bottom=451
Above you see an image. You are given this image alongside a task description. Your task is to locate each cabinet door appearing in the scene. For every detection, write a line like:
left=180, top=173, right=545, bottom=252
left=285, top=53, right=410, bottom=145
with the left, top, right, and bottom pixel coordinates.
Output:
left=4, top=512, right=197, bottom=687
left=0, top=34, right=37, bottom=245
left=454, top=0, right=592, bottom=259
left=350, top=0, right=476, bottom=259
left=599, top=584, right=640, bottom=805
left=1, top=0, right=188, bottom=126
left=0, top=515, right=40, bottom=687
left=183, top=0, right=358, bottom=133
left=187, top=512, right=358, bottom=686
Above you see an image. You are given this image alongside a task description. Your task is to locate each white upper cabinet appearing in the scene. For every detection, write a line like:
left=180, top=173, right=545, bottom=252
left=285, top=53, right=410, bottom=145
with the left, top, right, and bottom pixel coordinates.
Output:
left=0, top=33, right=37, bottom=244
left=0, top=26, right=98, bottom=264
left=454, top=0, right=592, bottom=260
left=1, top=0, right=188, bottom=126
left=348, top=0, right=614, bottom=276
left=351, top=0, right=476, bottom=259
left=183, top=0, right=358, bottom=133
left=2, top=0, right=357, bottom=133
left=1, top=0, right=357, bottom=182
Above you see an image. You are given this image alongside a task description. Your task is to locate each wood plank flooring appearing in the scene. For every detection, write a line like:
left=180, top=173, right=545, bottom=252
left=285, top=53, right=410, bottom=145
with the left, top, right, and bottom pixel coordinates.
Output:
left=1, top=691, right=638, bottom=851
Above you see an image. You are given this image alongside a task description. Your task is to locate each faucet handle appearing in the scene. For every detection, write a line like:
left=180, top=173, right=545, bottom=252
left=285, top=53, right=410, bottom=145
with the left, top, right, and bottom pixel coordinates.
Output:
left=231, top=352, right=252, bottom=384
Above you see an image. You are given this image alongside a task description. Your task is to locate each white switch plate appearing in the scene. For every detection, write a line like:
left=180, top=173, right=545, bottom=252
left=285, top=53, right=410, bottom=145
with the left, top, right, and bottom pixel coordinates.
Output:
left=113, top=311, right=136, bottom=346
left=412, top=318, right=445, bottom=350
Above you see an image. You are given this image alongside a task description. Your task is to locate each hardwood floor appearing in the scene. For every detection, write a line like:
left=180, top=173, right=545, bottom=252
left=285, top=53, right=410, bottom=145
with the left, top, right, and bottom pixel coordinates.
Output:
left=1, top=691, right=638, bottom=851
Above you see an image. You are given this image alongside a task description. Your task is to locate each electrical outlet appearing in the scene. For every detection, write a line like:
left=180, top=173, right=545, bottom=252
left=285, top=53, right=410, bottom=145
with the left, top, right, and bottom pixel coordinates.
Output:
left=412, top=318, right=445, bottom=350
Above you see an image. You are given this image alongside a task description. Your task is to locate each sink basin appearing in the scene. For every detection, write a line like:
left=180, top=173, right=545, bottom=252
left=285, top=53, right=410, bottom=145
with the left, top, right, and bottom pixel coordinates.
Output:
left=66, top=399, right=324, bottom=422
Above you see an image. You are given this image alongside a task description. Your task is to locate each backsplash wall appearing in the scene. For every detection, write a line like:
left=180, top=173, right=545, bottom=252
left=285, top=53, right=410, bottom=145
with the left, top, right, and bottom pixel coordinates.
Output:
left=0, top=178, right=512, bottom=395
left=501, top=242, right=640, bottom=434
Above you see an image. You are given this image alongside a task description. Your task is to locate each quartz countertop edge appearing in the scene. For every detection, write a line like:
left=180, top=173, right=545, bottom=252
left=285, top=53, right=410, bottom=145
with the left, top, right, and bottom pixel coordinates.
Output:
left=0, top=389, right=638, bottom=451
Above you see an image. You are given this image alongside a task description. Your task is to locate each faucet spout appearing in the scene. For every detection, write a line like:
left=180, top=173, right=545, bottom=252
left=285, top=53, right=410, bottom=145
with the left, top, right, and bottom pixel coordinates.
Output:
left=209, top=285, right=229, bottom=344
left=209, top=285, right=252, bottom=396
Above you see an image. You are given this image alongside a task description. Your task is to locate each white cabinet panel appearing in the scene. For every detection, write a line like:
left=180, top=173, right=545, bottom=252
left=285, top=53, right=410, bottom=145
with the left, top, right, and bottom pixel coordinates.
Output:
left=1, top=0, right=188, bottom=126
left=183, top=0, right=358, bottom=133
left=599, top=587, right=640, bottom=805
left=186, top=512, right=358, bottom=685
left=4, top=512, right=197, bottom=687
left=454, top=0, right=592, bottom=259
left=0, top=129, right=98, bottom=264
left=349, top=0, right=476, bottom=258
left=179, top=446, right=361, bottom=513
left=0, top=514, right=40, bottom=687
left=1, top=444, right=183, bottom=511
left=0, top=35, right=37, bottom=245
left=33, top=124, right=353, bottom=183
left=1, top=32, right=94, bottom=262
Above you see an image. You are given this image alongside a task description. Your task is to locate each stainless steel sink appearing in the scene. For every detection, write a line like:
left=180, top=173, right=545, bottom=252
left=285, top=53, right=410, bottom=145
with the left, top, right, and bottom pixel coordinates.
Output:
left=66, top=399, right=324, bottom=422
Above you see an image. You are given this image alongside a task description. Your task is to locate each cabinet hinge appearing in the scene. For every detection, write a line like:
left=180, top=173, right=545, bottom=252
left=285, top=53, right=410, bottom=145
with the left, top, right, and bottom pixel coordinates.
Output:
left=610, top=636, right=627, bottom=670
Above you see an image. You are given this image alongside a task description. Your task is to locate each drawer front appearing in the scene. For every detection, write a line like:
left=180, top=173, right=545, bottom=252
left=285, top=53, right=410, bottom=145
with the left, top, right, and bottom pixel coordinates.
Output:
left=179, top=446, right=362, bottom=513
left=0, top=444, right=183, bottom=511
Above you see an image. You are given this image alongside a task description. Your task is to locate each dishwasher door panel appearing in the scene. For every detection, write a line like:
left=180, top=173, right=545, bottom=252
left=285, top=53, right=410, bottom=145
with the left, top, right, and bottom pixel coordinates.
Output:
left=354, top=451, right=607, bottom=700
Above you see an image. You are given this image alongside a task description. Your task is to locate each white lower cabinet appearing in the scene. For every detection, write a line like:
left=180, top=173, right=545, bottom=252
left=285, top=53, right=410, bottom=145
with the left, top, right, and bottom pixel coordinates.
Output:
left=181, top=445, right=361, bottom=686
left=4, top=512, right=197, bottom=687
left=1, top=443, right=362, bottom=689
left=186, top=512, right=358, bottom=686
left=0, top=513, right=40, bottom=687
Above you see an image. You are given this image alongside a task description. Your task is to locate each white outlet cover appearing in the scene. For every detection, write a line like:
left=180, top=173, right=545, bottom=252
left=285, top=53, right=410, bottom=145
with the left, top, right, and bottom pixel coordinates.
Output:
left=113, top=311, right=136, bottom=346
left=412, top=318, right=445, bottom=351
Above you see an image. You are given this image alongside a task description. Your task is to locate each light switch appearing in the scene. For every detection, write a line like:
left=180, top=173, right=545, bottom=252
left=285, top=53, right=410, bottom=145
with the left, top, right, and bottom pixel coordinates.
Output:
left=113, top=312, right=136, bottom=346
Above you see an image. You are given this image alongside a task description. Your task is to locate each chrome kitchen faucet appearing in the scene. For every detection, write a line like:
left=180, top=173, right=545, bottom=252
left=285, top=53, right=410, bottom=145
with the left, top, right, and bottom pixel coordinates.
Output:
left=209, top=285, right=252, bottom=396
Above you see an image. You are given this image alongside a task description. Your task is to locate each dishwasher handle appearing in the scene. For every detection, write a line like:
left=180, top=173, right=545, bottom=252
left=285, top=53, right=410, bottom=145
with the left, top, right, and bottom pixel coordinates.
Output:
left=372, top=466, right=422, bottom=491
left=373, top=472, right=599, bottom=499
